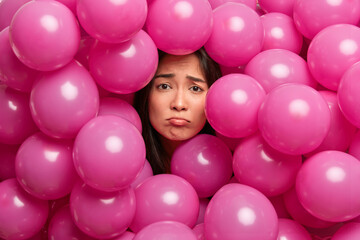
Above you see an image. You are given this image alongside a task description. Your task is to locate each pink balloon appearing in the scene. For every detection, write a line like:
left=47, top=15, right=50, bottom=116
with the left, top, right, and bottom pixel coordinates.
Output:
left=193, top=223, right=205, bottom=240
left=0, top=143, right=18, bottom=180
left=74, top=35, right=95, bottom=70
left=70, top=182, right=136, bottom=239
left=15, top=132, right=78, bottom=200
left=130, top=159, right=153, bottom=189
left=196, top=198, right=209, bottom=225
left=219, top=64, right=245, bottom=76
left=73, top=115, right=145, bottom=192
left=54, top=0, right=76, bottom=15
left=145, top=0, right=213, bottom=55
left=307, top=223, right=344, bottom=239
left=277, top=218, right=312, bottom=240
left=9, top=0, right=80, bottom=71
left=171, top=134, right=233, bottom=198
left=111, top=231, right=135, bottom=240
left=258, top=83, right=331, bottom=155
left=30, top=60, right=99, bottom=139
left=0, top=0, right=31, bottom=31
left=349, top=130, right=360, bottom=160
left=307, top=24, right=360, bottom=91
left=233, top=132, right=302, bottom=197
left=0, top=84, right=38, bottom=145
left=130, top=174, right=199, bottom=232
left=293, top=0, right=360, bottom=39
left=332, top=222, right=360, bottom=240
left=268, top=195, right=291, bottom=219
left=0, top=178, right=49, bottom=240
left=133, top=221, right=197, bottom=240
left=245, top=49, right=317, bottom=93
left=258, top=0, right=295, bottom=16
left=296, top=151, right=360, bottom=222
left=260, top=13, right=303, bottom=54
left=208, top=0, right=257, bottom=10
left=89, top=30, right=158, bottom=94
left=204, top=183, right=278, bottom=240
left=205, top=74, right=266, bottom=138
left=215, top=131, right=242, bottom=152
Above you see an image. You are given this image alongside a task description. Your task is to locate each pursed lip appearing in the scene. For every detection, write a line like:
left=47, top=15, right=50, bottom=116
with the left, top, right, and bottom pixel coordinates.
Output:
left=167, top=117, right=190, bottom=126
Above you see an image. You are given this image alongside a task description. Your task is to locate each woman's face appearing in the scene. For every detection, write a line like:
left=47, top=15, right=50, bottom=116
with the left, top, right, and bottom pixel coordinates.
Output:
left=148, top=53, right=208, bottom=142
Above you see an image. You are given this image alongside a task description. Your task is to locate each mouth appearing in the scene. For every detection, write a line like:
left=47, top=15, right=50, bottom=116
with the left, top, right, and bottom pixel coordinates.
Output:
left=167, top=117, right=190, bottom=126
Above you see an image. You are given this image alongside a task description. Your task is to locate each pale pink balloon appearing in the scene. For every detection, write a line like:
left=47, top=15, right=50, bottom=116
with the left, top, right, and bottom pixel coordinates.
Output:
left=332, top=222, right=360, bottom=240
left=208, top=0, right=257, bottom=10
left=0, top=143, right=17, bottom=180
left=268, top=195, right=291, bottom=219
left=258, top=0, right=295, bottom=16
left=277, top=218, right=312, bottom=240
left=130, top=159, right=153, bottom=189
left=349, top=130, right=360, bottom=160
left=0, top=0, right=31, bottom=31
left=193, top=223, right=205, bottom=240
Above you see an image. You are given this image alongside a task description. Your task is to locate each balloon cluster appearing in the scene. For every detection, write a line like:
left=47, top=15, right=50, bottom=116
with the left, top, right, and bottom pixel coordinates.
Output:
left=1, top=0, right=360, bottom=239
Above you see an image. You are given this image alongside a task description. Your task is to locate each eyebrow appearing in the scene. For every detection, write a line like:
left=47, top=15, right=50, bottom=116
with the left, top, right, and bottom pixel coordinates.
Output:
left=153, top=73, right=206, bottom=83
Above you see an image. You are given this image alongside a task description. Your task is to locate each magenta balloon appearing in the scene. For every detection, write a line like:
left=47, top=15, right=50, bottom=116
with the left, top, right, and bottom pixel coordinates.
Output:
left=98, top=97, right=142, bottom=133
left=268, top=195, right=291, bottom=219
left=233, top=132, right=302, bottom=197
left=204, top=3, right=264, bottom=67
left=111, top=231, right=135, bottom=240
left=307, top=24, right=360, bottom=91
left=30, top=60, right=99, bottom=139
left=245, top=49, right=317, bottom=93
left=219, top=64, right=245, bottom=76
left=296, top=151, right=360, bottom=222
left=9, top=0, right=80, bottom=71
left=0, top=84, right=38, bottom=145
left=349, top=131, right=360, bottom=160
left=258, top=0, right=295, bottom=16
left=196, top=198, right=209, bottom=225
left=145, top=0, right=212, bottom=55
left=89, top=30, right=158, bottom=94
left=258, top=83, right=331, bottom=155
left=193, top=223, right=205, bottom=240
left=204, top=183, right=278, bottom=240
left=74, top=35, right=96, bottom=70
left=0, top=144, right=17, bottom=180
left=332, top=222, right=360, bottom=240
left=171, top=134, right=233, bottom=198
left=0, top=178, right=49, bottom=240
left=293, top=0, right=360, bottom=39
left=277, top=218, right=312, bottom=240
left=130, top=174, right=199, bottom=232
left=208, top=0, right=256, bottom=10
left=205, top=74, right=266, bottom=138
left=260, top=13, right=303, bottom=54
left=130, top=159, right=153, bottom=189
left=0, top=0, right=31, bottom=31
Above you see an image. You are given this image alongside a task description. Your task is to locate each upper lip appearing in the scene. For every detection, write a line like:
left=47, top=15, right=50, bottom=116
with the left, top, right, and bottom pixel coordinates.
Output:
left=167, top=117, right=190, bottom=122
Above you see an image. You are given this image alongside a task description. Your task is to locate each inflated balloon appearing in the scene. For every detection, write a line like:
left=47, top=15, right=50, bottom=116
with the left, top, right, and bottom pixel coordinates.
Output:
left=77, top=0, right=147, bottom=43
left=258, top=0, right=295, bottom=16
left=196, top=198, right=210, bottom=225
left=130, top=174, right=199, bottom=232
left=130, top=159, right=153, bottom=189
left=233, top=132, right=302, bottom=197
left=293, top=0, right=360, bottom=39
left=245, top=49, right=317, bottom=93
left=89, top=30, right=158, bottom=94
left=15, top=132, right=78, bottom=200
left=0, top=84, right=38, bottom=145
left=70, top=182, right=136, bottom=239
left=74, top=35, right=95, bottom=70
left=258, top=83, right=330, bottom=155
left=296, top=151, right=360, bottom=222
left=349, top=130, right=360, bottom=160
left=208, top=0, right=257, bottom=10
left=0, top=0, right=31, bottom=31
left=215, top=131, right=242, bottom=152
left=307, top=24, right=360, bottom=91
left=9, top=0, right=80, bottom=71
left=332, top=222, right=360, bottom=240
left=204, top=2, right=264, bottom=67
left=73, top=115, right=145, bottom=192
left=171, top=134, right=233, bottom=198
left=205, top=74, right=266, bottom=138
left=0, top=178, right=49, bottom=240
left=204, top=183, right=278, bottom=240
left=145, top=0, right=213, bottom=55
left=277, top=218, right=312, bottom=240
left=0, top=144, right=17, bottom=181
left=193, top=223, right=205, bottom=240
left=219, top=64, right=245, bottom=76
left=54, top=0, right=76, bottom=15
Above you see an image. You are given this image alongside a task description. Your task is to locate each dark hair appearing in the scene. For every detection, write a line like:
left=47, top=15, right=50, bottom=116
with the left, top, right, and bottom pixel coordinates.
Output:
left=133, top=48, right=222, bottom=174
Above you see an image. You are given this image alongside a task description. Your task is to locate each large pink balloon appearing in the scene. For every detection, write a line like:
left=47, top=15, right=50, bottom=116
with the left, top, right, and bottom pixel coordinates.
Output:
left=204, top=3, right=264, bottom=67
left=30, top=60, right=99, bottom=139
left=73, top=115, right=145, bottom=192
left=0, top=178, right=49, bottom=240
left=145, top=0, right=213, bottom=55
left=130, top=174, right=199, bottom=232
left=89, top=30, right=158, bottom=94
left=258, top=0, right=295, bottom=16
left=9, top=0, right=80, bottom=71
left=205, top=74, right=266, bottom=138
left=296, top=151, right=360, bottom=222
left=70, top=182, right=136, bottom=239
left=171, top=134, right=233, bottom=198
left=0, top=84, right=38, bottom=145
left=244, top=49, right=317, bottom=93
left=277, top=218, right=312, bottom=240
left=258, top=83, right=331, bottom=155
left=0, top=144, right=17, bottom=180
left=307, top=24, right=360, bottom=91
left=208, top=0, right=257, bottom=10
left=332, top=222, right=360, bottom=240
left=0, top=0, right=31, bottom=31
left=204, top=183, right=278, bottom=240
left=77, top=0, right=147, bottom=43
left=293, top=0, right=360, bottom=39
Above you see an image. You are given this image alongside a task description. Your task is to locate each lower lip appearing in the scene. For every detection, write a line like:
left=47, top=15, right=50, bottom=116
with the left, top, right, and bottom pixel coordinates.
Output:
left=169, top=119, right=189, bottom=126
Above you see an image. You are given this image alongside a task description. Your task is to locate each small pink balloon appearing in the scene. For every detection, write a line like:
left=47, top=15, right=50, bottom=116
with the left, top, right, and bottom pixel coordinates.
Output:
left=193, top=223, right=205, bottom=240
left=30, top=60, right=99, bottom=139
left=349, top=130, right=360, bottom=160
left=171, top=134, right=233, bottom=198
left=0, top=84, right=38, bottom=145
left=89, top=30, right=158, bottom=94
left=296, top=151, right=360, bottom=222
left=245, top=49, right=317, bottom=93
left=110, top=231, right=135, bottom=240
left=70, top=182, right=136, bottom=239
left=0, top=0, right=31, bottom=31
left=332, top=222, right=360, bottom=240
left=204, top=183, right=278, bottom=240
left=268, top=195, right=291, bottom=219
left=130, top=174, right=199, bottom=232
left=307, top=24, right=360, bottom=91
left=293, top=0, right=360, bottom=39
left=130, top=159, right=153, bottom=189
left=204, top=3, right=264, bottom=67
left=145, top=0, right=213, bottom=55
left=0, top=178, right=49, bottom=240
left=258, top=83, right=331, bottom=155
left=9, top=0, right=80, bottom=71
left=277, top=218, right=312, bottom=240
left=208, top=0, right=257, bottom=10
left=0, top=143, right=18, bottom=180
left=258, top=0, right=295, bottom=16
left=74, top=35, right=96, bottom=70
left=205, top=74, right=266, bottom=138
left=196, top=198, right=210, bottom=225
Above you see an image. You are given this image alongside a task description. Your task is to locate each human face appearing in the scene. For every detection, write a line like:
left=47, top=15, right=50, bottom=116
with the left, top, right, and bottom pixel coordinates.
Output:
left=148, top=53, right=208, bottom=142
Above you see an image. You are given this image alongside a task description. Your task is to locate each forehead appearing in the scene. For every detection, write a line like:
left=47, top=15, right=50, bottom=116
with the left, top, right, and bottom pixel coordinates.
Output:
left=156, top=53, right=203, bottom=75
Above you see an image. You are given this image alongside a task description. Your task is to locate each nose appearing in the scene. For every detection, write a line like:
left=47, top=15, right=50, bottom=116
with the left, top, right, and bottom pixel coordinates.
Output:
left=170, top=89, right=188, bottom=111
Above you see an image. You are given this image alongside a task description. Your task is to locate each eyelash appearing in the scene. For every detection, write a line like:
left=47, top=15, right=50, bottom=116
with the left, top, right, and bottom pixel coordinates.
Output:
left=156, top=84, right=204, bottom=92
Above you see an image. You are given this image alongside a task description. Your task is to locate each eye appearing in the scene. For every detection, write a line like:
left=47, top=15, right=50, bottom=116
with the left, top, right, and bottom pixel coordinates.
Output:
left=190, top=86, right=203, bottom=92
left=157, top=83, right=171, bottom=90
